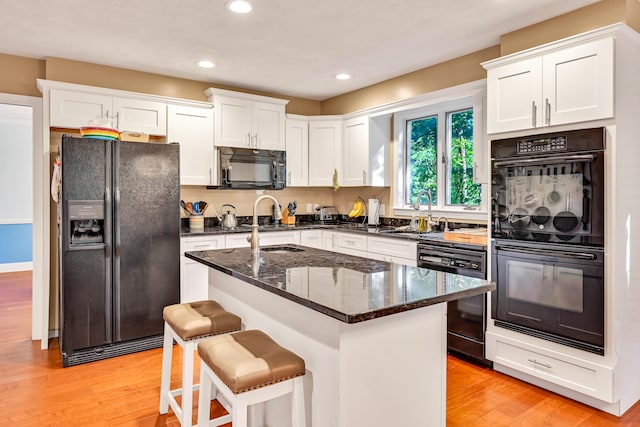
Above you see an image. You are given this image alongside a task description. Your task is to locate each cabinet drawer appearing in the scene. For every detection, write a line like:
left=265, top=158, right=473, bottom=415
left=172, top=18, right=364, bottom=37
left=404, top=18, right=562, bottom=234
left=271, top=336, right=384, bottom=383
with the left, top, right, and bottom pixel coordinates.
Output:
left=337, top=232, right=367, bottom=252
left=182, top=236, right=225, bottom=254
left=368, top=236, right=417, bottom=260
left=492, top=337, right=613, bottom=401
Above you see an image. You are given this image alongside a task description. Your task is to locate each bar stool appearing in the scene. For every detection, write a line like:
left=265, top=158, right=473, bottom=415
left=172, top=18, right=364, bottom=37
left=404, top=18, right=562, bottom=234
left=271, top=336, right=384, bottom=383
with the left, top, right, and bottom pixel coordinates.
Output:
left=159, top=300, right=242, bottom=426
left=197, top=329, right=306, bottom=427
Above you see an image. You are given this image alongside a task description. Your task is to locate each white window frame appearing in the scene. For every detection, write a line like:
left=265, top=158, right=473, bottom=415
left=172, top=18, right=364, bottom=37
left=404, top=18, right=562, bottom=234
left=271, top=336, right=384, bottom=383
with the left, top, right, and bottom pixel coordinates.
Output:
left=392, top=82, right=488, bottom=221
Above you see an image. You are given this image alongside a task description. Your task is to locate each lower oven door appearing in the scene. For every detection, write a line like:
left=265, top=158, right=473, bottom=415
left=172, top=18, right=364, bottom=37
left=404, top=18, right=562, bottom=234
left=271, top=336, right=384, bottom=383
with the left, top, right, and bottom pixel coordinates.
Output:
left=491, top=240, right=604, bottom=354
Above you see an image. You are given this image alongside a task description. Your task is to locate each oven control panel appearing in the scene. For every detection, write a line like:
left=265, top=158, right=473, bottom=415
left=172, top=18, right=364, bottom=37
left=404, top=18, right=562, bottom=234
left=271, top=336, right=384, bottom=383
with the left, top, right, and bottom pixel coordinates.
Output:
left=517, top=136, right=567, bottom=154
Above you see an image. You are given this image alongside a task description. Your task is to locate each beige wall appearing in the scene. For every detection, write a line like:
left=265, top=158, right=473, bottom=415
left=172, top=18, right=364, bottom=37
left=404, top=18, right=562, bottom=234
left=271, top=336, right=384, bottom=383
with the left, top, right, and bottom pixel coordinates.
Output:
left=320, top=46, right=500, bottom=115
left=0, top=54, right=45, bottom=97
left=500, top=0, right=628, bottom=55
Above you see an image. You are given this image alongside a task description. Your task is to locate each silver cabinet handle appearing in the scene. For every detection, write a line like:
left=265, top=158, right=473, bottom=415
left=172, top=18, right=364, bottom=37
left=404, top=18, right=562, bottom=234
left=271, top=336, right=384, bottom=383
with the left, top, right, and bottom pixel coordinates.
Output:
left=287, top=170, right=292, bottom=185
left=545, top=98, right=551, bottom=125
left=254, top=132, right=258, bottom=148
left=209, top=168, right=212, bottom=185
left=247, top=132, right=251, bottom=147
left=532, top=101, right=537, bottom=127
left=528, top=358, right=552, bottom=369
left=362, top=170, right=367, bottom=184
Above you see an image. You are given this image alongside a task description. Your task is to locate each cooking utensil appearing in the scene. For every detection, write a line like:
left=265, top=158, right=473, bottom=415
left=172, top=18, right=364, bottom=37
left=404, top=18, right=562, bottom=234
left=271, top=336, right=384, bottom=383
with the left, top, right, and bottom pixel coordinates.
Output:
left=185, top=202, right=195, bottom=216
left=582, top=189, right=590, bottom=231
left=531, top=200, right=551, bottom=227
left=553, top=194, right=579, bottom=232
left=180, top=200, right=192, bottom=216
left=509, top=207, right=530, bottom=229
left=220, top=204, right=238, bottom=228
left=548, top=167, right=561, bottom=204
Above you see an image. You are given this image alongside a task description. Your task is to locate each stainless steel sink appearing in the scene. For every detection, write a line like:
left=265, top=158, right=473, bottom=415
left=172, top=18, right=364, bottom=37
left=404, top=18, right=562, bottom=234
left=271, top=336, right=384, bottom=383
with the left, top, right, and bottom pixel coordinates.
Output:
left=261, top=245, right=305, bottom=253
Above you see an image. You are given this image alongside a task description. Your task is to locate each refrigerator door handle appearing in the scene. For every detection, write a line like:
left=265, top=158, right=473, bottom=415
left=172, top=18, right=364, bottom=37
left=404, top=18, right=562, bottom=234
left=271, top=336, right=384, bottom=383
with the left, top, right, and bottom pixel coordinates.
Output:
left=113, top=141, right=122, bottom=341
left=105, top=141, right=113, bottom=342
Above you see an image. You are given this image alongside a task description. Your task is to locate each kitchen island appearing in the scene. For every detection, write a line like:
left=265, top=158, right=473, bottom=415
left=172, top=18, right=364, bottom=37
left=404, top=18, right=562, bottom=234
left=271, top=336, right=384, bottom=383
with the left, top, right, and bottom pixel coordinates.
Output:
left=186, top=245, right=494, bottom=427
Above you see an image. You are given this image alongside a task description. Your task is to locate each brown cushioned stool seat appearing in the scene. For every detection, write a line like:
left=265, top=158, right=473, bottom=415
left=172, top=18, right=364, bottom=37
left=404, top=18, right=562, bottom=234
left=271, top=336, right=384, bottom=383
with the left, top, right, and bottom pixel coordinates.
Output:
left=159, top=300, right=241, bottom=427
left=197, top=330, right=306, bottom=427
left=163, top=300, right=241, bottom=340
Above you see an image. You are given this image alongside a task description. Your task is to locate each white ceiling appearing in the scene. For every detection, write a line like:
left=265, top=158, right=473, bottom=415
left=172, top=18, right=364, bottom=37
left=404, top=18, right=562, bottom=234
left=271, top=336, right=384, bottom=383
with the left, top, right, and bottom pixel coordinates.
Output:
left=0, top=0, right=599, bottom=101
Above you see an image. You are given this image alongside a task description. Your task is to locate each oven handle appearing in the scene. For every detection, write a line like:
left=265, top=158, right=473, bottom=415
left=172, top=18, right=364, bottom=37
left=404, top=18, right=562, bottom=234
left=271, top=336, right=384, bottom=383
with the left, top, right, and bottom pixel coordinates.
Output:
left=493, top=154, right=595, bottom=168
left=495, top=244, right=597, bottom=260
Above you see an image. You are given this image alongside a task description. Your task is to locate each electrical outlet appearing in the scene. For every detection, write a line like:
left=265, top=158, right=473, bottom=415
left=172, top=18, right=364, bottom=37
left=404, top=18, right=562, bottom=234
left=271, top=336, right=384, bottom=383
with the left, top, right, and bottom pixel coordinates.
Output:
left=380, top=204, right=385, bottom=215
left=306, top=203, right=312, bottom=213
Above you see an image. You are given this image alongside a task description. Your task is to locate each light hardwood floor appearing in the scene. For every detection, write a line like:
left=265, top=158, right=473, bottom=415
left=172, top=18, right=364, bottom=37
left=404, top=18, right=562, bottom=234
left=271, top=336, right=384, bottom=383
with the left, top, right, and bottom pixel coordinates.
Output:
left=1, top=271, right=638, bottom=426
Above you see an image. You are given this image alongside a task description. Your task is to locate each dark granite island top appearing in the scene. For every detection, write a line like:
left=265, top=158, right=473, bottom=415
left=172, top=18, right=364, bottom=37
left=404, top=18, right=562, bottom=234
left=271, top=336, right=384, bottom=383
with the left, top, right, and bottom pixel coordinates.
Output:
left=185, top=244, right=494, bottom=324
left=187, top=244, right=495, bottom=427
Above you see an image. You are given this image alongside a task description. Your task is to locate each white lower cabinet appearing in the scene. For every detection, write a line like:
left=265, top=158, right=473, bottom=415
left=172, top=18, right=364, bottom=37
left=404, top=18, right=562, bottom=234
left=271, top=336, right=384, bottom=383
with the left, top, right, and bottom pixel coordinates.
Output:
left=259, top=230, right=300, bottom=246
left=225, top=233, right=251, bottom=248
left=321, top=231, right=339, bottom=251
left=487, top=332, right=614, bottom=402
left=300, top=230, right=322, bottom=249
left=180, top=235, right=225, bottom=303
left=367, top=236, right=417, bottom=266
left=336, top=232, right=368, bottom=257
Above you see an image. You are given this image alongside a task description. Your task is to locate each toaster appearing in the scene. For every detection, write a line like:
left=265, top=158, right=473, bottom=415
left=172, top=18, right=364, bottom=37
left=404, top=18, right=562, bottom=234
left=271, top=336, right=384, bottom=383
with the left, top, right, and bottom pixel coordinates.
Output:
left=315, top=206, right=339, bottom=223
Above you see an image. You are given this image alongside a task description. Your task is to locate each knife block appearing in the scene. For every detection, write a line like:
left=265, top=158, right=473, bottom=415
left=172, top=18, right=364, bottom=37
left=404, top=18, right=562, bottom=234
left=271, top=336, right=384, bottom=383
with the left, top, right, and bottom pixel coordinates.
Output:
left=281, top=208, right=296, bottom=225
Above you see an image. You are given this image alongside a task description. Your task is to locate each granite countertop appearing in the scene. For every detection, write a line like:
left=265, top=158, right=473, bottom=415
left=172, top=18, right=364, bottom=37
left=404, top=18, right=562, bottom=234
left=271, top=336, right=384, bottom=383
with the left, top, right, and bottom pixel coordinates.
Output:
left=181, top=222, right=486, bottom=250
left=185, top=245, right=495, bottom=324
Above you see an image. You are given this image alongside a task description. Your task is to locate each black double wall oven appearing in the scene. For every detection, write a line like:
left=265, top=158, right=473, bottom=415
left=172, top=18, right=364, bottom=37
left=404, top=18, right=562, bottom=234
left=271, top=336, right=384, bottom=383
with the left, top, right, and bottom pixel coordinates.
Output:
left=490, top=128, right=605, bottom=355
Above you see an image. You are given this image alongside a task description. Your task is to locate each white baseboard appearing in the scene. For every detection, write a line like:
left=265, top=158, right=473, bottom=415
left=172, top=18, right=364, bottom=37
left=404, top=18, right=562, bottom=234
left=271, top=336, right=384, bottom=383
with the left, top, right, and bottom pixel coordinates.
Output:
left=0, top=262, right=33, bottom=273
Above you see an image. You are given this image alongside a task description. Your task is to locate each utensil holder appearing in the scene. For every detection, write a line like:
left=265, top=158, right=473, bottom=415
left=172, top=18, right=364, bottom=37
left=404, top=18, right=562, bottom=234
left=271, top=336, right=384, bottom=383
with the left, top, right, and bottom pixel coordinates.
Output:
left=189, top=215, right=204, bottom=232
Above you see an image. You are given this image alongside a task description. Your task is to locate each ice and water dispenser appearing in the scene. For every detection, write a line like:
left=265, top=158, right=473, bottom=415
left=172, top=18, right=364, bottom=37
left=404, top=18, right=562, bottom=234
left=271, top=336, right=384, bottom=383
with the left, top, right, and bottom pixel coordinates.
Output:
left=67, top=201, right=105, bottom=247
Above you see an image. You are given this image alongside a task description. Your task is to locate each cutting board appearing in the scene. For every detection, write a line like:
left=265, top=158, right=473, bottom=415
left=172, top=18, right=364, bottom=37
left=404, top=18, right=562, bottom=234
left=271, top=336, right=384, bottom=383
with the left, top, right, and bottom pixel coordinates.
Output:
left=443, top=228, right=488, bottom=245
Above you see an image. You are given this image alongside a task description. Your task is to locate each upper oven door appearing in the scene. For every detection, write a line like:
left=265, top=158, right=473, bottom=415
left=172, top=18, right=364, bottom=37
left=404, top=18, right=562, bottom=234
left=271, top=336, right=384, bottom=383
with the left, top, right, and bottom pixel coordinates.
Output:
left=490, top=128, right=604, bottom=246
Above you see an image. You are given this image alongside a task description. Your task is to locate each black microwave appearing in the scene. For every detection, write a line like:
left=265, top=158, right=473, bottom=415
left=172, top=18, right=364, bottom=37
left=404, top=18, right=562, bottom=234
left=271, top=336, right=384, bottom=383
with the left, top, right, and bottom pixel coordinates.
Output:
left=215, top=147, right=286, bottom=190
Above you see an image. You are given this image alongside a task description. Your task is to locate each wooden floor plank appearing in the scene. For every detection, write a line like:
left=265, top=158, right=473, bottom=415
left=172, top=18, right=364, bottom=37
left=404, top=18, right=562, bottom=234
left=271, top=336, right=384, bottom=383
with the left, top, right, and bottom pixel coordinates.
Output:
left=1, top=270, right=639, bottom=426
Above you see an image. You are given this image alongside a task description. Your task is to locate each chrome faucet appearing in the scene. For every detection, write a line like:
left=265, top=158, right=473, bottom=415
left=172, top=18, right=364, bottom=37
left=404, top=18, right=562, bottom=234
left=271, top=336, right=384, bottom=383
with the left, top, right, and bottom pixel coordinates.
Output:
left=413, top=189, right=437, bottom=232
left=436, top=216, right=449, bottom=232
left=248, top=195, right=283, bottom=252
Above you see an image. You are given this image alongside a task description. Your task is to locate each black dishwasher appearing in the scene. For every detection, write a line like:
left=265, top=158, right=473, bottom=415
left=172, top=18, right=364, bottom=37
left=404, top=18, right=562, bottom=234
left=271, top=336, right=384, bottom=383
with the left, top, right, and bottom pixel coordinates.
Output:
left=417, top=242, right=491, bottom=366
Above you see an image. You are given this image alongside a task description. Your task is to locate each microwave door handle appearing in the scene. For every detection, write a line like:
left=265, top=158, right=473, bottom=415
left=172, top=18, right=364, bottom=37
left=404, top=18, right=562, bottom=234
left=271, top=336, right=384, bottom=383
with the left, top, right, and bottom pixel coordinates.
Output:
left=495, top=245, right=596, bottom=261
left=493, top=154, right=595, bottom=168
left=222, top=168, right=231, bottom=185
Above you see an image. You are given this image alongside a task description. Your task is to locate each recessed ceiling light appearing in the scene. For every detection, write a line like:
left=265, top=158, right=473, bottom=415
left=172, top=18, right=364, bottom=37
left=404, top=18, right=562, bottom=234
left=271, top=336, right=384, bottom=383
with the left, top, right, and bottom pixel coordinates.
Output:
left=198, top=60, right=215, bottom=68
left=335, top=73, right=351, bottom=80
left=227, top=0, right=252, bottom=13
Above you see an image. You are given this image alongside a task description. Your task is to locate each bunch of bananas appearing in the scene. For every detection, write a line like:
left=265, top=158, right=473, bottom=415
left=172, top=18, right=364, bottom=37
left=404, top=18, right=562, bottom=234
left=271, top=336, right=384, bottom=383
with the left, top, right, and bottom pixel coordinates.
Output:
left=347, top=198, right=365, bottom=218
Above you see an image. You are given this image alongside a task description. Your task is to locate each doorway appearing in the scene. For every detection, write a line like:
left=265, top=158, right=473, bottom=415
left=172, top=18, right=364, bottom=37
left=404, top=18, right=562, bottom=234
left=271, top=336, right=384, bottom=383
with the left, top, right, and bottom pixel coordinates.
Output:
left=0, top=93, right=43, bottom=343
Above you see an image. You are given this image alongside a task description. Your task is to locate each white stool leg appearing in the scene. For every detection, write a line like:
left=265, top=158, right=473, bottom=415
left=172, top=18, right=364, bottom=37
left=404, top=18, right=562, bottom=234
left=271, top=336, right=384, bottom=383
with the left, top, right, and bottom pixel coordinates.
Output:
left=181, top=340, right=196, bottom=426
left=232, top=397, right=249, bottom=427
left=197, top=362, right=211, bottom=427
left=159, top=323, right=173, bottom=414
left=291, top=376, right=305, bottom=427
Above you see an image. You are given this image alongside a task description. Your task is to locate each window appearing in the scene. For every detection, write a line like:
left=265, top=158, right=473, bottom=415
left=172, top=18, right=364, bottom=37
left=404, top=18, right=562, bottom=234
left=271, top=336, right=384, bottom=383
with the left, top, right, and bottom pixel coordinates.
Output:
left=404, top=103, right=480, bottom=208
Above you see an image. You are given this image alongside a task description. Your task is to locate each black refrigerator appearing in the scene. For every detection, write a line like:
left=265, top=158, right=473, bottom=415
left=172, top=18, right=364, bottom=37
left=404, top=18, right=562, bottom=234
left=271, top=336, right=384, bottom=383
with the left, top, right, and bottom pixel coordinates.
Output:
left=58, top=136, right=180, bottom=367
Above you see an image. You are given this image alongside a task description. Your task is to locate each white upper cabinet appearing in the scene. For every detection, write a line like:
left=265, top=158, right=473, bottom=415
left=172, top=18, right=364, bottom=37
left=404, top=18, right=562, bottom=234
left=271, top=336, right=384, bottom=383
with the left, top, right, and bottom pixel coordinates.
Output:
left=342, top=114, right=390, bottom=187
left=542, top=38, right=613, bottom=126
left=285, top=115, right=309, bottom=186
left=50, top=89, right=167, bottom=135
left=112, top=97, right=167, bottom=135
left=206, top=88, right=289, bottom=150
left=308, top=118, right=343, bottom=187
left=167, top=104, right=215, bottom=186
left=484, top=35, right=614, bottom=134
